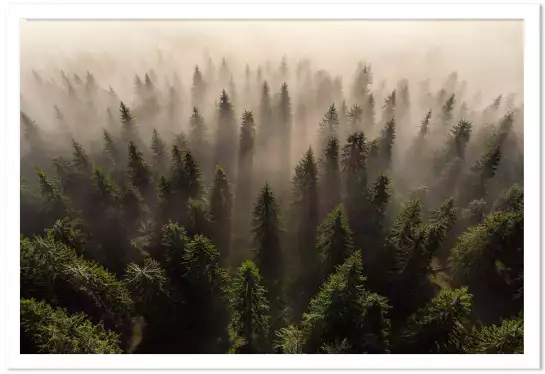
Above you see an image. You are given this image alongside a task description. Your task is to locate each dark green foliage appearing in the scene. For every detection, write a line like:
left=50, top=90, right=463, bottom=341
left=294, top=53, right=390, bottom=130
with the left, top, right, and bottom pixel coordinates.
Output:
left=215, top=90, right=237, bottom=179
left=120, top=101, right=138, bottom=144
left=301, top=254, right=391, bottom=353
left=319, top=137, right=341, bottom=217
left=151, top=129, right=167, bottom=175
left=230, top=260, right=271, bottom=353
left=397, top=287, right=472, bottom=353
left=21, top=298, right=122, bottom=354
left=492, top=184, right=523, bottom=213
left=449, top=209, right=523, bottom=323
left=316, top=205, right=354, bottom=278
left=20, top=57, right=524, bottom=355
left=471, top=315, right=523, bottom=354
left=318, top=104, right=339, bottom=149
left=127, top=141, right=152, bottom=200
left=252, top=183, right=283, bottom=296
left=210, top=166, right=233, bottom=265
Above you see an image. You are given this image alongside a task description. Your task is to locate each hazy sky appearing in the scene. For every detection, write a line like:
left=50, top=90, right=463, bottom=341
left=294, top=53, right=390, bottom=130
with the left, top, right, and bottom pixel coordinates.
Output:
left=20, top=20, right=523, bottom=102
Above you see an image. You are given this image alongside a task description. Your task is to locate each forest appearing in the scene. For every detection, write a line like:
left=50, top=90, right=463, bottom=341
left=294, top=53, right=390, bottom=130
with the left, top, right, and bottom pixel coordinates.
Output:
left=20, top=48, right=524, bottom=354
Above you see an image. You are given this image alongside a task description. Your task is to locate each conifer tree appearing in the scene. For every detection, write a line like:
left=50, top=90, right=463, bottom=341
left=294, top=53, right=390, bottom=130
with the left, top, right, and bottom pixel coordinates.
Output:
left=316, top=204, right=354, bottom=278
left=351, top=62, right=372, bottom=105
left=301, top=254, right=391, bottom=353
left=381, top=90, right=396, bottom=125
left=127, top=141, right=152, bottom=201
left=318, top=104, right=339, bottom=149
left=277, top=83, right=292, bottom=186
left=188, top=107, right=209, bottom=175
left=347, top=104, right=363, bottom=133
left=209, top=166, right=233, bottom=265
left=181, top=235, right=230, bottom=352
left=397, top=287, right=472, bottom=353
left=191, top=66, right=206, bottom=109
left=341, top=132, right=368, bottom=244
left=290, top=148, right=320, bottom=317
left=230, top=260, right=271, bottom=353
left=21, top=298, right=122, bottom=354
left=120, top=101, right=138, bottom=146
left=235, top=110, right=256, bottom=233
left=215, top=90, right=237, bottom=179
left=150, top=129, right=167, bottom=175
left=251, top=183, right=283, bottom=307
left=258, top=81, right=273, bottom=148
left=363, top=93, right=376, bottom=131
left=319, top=137, right=341, bottom=216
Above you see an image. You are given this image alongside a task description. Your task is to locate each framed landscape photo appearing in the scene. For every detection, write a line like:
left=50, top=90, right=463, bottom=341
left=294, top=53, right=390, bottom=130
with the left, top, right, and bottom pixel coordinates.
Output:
left=6, top=1, right=540, bottom=370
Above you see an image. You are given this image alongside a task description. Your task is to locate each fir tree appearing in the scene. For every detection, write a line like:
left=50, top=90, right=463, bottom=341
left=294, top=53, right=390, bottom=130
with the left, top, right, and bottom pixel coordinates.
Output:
left=252, top=183, right=283, bottom=301
left=214, top=90, right=237, bottom=179
left=230, top=260, right=271, bottom=353
left=319, top=137, right=341, bottom=217
left=209, top=166, right=233, bottom=265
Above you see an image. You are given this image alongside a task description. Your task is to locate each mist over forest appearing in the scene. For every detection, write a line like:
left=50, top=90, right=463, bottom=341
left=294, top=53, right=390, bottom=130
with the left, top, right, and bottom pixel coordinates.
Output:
left=20, top=20, right=524, bottom=354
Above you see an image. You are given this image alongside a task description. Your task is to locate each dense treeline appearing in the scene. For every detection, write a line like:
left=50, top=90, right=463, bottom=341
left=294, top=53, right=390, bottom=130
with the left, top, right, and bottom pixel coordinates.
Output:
left=20, top=56, right=523, bottom=354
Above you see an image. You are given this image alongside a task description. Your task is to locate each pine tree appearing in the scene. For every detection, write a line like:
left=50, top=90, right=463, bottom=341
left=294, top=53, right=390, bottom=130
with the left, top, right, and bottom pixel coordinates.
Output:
left=319, top=137, right=341, bottom=217
left=318, top=104, right=339, bottom=149
left=301, top=254, right=391, bottom=353
left=397, top=287, right=472, bottom=353
left=347, top=104, right=363, bottom=134
left=150, top=129, right=167, bottom=175
left=191, top=66, right=206, bottom=109
left=471, top=315, right=523, bottom=354
left=120, top=101, right=138, bottom=145
left=381, top=90, right=396, bottom=125
left=363, top=93, right=376, bottom=131
left=276, top=83, right=292, bottom=186
left=230, top=260, right=271, bottom=353
left=188, top=107, right=209, bottom=174
left=181, top=235, right=230, bottom=352
left=316, top=204, right=354, bottom=278
left=351, top=62, right=373, bottom=105
left=103, top=129, right=119, bottom=167
left=209, top=166, right=233, bottom=265
left=127, top=141, right=152, bottom=201
left=21, top=298, right=122, bottom=354
left=71, top=139, right=92, bottom=175
left=441, top=94, right=456, bottom=126
left=258, top=81, right=273, bottom=148
left=235, top=110, right=256, bottom=233
left=290, top=148, right=320, bottom=317
left=341, top=132, right=368, bottom=245
left=252, top=183, right=283, bottom=300
left=214, top=90, right=237, bottom=179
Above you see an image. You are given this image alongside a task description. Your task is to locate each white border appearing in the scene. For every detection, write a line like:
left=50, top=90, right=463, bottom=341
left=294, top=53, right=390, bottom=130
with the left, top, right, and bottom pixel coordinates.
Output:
left=6, top=2, right=540, bottom=370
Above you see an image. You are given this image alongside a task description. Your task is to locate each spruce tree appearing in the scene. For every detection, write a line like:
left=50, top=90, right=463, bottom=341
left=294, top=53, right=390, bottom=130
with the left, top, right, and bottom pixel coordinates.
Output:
left=230, top=260, right=271, bottom=353
left=127, top=141, right=152, bottom=202
left=317, top=104, right=339, bottom=150
left=214, top=90, right=237, bottom=179
left=397, top=287, right=472, bottom=353
left=319, top=137, right=341, bottom=217
left=209, top=166, right=233, bottom=265
left=235, top=110, right=256, bottom=232
left=150, top=129, right=167, bottom=175
left=316, top=204, right=354, bottom=278
left=252, top=183, right=283, bottom=304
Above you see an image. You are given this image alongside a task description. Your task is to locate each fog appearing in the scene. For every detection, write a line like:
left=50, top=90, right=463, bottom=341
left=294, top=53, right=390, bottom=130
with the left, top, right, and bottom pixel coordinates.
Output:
left=20, top=19, right=524, bottom=205
left=19, top=20, right=525, bottom=353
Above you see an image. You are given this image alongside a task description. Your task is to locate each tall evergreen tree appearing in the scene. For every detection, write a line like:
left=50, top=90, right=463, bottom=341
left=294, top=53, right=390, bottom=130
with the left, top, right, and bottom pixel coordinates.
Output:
left=319, top=137, right=341, bottom=217
left=230, top=260, right=271, bottom=353
left=214, top=90, right=237, bottom=179
left=209, top=166, right=233, bottom=265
